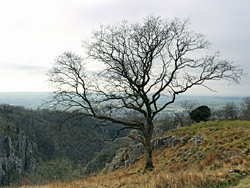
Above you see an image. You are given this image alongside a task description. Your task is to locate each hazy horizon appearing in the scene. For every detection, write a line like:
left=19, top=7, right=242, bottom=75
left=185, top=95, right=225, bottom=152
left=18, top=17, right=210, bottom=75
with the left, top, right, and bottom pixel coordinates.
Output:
left=0, top=91, right=248, bottom=98
left=0, top=91, right=245, bottom=110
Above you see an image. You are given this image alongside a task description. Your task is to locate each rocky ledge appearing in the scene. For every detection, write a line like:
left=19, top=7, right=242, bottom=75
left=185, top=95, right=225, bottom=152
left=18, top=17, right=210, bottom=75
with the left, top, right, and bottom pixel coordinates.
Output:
left=103, top=133, right=204, bottom=173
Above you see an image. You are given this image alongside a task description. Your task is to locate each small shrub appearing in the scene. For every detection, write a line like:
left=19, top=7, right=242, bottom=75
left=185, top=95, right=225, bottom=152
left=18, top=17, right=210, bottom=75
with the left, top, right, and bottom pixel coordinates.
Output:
left=190, top=105, right=211, bottom=122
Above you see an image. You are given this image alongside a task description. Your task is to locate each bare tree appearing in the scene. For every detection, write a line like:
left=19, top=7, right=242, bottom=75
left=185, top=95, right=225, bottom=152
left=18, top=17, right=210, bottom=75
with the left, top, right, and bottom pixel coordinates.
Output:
left=48, top=16, right=243, bottom=170
left=175, top=100, right=198, bottom=126
left=222, top=102, right=238, bottom=120
left=181, top=100, right=198, bottom=115
left=174, top=111, right=186, bottom=127
left=215, top=102, right=239, bottom=120
left=241, top=97, right=250, bottom=120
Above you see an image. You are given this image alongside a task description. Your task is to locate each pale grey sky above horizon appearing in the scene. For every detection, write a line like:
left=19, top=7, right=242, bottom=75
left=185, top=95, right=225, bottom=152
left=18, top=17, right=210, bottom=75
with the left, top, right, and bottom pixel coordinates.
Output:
left=0, top=0, right=249, bottom=96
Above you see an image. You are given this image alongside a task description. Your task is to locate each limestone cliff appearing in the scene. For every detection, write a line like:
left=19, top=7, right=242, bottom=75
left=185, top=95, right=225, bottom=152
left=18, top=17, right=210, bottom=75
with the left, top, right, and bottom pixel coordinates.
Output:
left=0, top=130, right=37, bottom=186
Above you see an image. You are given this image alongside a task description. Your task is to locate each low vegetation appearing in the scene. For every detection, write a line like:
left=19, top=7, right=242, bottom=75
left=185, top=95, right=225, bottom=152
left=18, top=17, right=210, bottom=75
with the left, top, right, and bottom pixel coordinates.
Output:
left=19, top=120, right=250, bottom=188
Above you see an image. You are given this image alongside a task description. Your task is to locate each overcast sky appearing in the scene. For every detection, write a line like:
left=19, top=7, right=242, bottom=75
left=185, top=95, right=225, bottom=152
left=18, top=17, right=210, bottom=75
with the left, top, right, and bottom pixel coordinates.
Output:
left=0, top=0, right=249, bottom=96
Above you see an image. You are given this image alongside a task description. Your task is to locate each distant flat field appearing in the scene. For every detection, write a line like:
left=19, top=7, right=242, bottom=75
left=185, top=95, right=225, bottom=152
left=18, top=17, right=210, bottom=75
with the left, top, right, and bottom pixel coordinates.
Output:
left=0, top=92, right=245, bottom=110
left=0, top=92, right=51, bottom=108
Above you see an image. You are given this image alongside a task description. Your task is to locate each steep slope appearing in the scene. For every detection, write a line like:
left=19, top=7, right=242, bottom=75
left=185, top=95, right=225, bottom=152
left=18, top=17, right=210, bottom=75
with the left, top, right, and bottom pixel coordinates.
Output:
left=0, top=105, right=128, bottom=185
left=20, top=120, right=250, bottom=188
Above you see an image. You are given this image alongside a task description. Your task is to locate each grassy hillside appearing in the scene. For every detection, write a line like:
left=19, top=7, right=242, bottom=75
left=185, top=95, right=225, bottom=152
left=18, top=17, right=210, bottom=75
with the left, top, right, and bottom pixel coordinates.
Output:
left=19, top=120, right=250, bottom=188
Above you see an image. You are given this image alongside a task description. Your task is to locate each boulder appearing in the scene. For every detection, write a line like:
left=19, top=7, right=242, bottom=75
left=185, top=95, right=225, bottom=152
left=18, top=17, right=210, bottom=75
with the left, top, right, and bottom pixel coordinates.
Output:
left=190, top=136, right=203, bottom=146
left=172, top=136, right=182, bottom=147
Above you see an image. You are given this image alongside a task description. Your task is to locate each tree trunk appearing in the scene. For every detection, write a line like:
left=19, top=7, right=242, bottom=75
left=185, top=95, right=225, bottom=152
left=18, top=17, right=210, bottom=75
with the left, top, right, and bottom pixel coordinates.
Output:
left=144, top=134, right=154, bottom=171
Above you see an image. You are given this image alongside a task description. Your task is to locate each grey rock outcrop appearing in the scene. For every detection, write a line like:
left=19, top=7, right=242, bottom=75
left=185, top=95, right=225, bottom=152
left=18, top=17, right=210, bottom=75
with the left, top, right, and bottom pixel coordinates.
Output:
left=172, top=136, right=182, bottom=147
left=0, top=131, right=37, bottom=186
left=103, top=134, right=207, bottom=173
left=152, top=127, right=165, bottom=137
left=189, top=136, right=203, bottom=146
left=128, top=130, right=143, bottom=146
left=103, top=135, right=183, bottom=172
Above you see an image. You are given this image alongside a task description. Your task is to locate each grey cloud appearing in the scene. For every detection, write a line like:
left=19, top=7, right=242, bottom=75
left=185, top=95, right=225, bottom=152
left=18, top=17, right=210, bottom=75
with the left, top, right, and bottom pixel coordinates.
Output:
left=0, top=63, right=47, bottom=74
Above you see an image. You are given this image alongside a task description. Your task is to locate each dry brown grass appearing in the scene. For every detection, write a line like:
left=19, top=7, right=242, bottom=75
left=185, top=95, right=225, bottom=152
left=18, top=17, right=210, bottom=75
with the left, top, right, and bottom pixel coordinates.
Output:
left=20, top=158, right=250, bottom=188
left=20, top=121, right=250, bottom=188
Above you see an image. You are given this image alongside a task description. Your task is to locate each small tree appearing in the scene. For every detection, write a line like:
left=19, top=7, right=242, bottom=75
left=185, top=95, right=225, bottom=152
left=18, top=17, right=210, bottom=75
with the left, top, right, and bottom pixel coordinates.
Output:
left=218, top=102, right=238, bottom=120
left=48, top=16, right=243, bottom=170
left=190, top=105, right=211, bottom=122
left=174, top=100, right=198, bottom=127
left=241, top=97, right=250, bottom=120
